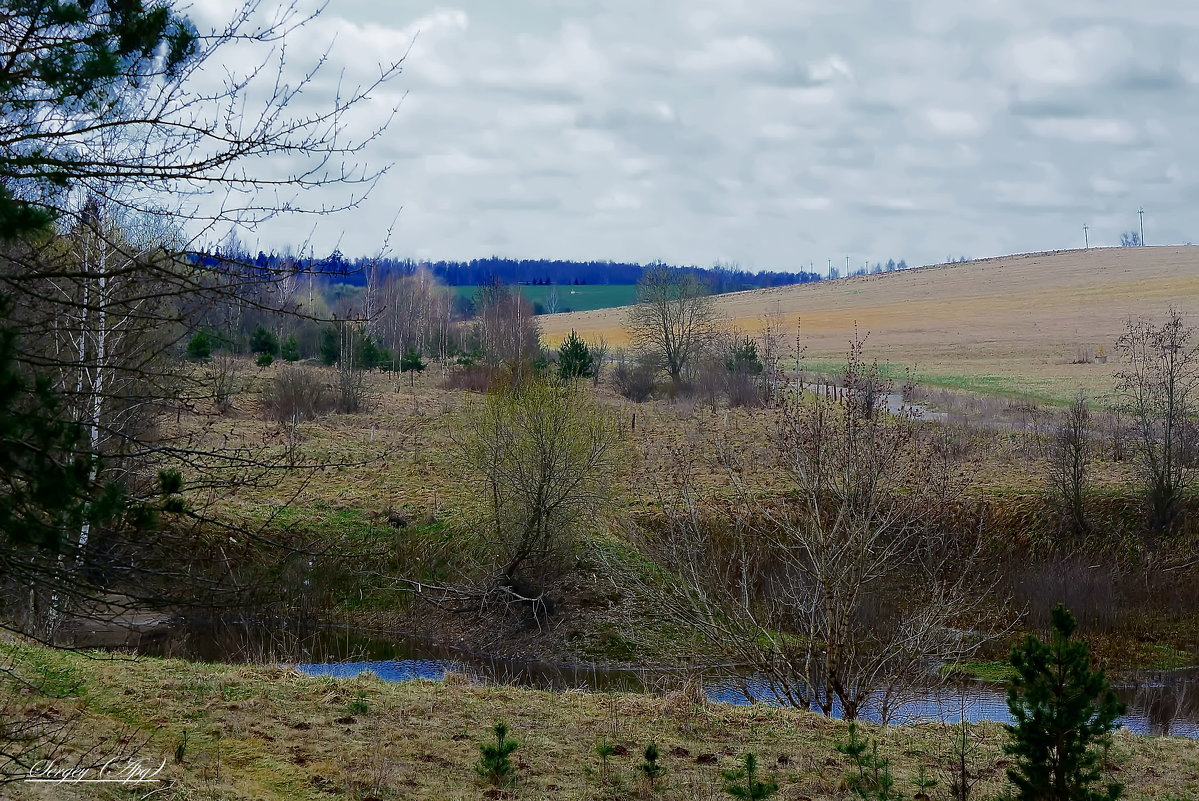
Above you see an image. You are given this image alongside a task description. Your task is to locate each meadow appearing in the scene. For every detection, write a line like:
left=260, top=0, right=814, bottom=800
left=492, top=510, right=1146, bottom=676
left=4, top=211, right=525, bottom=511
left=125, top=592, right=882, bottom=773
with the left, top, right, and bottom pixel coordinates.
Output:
left=542, top=246, right=1199, bottom=405
left=3, top=642, right=1197, bottom=801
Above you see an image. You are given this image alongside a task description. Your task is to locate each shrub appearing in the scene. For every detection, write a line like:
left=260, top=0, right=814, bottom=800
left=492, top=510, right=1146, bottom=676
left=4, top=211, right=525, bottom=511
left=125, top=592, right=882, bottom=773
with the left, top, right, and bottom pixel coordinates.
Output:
left=261, top=365, right=334, bottom=423
left=186, top=331, right=212, bottom=362
left=612, top=354, right=657, bottom=402
left=255, top=352, right=273, bottom=368
left=443, top=363, right=499, bottom=393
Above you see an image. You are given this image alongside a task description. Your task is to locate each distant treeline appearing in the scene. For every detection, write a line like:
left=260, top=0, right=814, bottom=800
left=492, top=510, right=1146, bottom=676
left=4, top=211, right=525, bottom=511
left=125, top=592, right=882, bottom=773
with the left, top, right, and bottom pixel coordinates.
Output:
left=204, top=251, right=832, bottom=293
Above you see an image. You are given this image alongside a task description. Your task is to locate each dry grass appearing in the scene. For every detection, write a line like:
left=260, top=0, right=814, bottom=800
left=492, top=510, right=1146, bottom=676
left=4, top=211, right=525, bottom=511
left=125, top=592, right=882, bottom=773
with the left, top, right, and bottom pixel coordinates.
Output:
left=2, top=642, right=1197, bottom=801
left=542, top=246, right=1199, bottom=404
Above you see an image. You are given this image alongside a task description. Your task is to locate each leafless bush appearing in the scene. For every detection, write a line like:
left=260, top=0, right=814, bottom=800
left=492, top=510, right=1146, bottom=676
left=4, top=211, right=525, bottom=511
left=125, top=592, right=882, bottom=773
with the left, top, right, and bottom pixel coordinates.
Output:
left=335, top=363, right=369, bottom=414
left=590, top=336, right=609, bottom=388
left=441, top=364, right=501, bottom=393
left=261, top=366, right=334, bottom=424
left=611, top=350, right=658, bottom=403
left=204, top=351, right=240, bottom=414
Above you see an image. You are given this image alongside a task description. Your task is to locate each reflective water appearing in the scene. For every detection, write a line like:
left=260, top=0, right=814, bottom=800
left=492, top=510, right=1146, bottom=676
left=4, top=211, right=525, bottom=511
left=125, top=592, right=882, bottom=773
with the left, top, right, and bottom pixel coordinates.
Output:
left=122, top=621, right=1199, bottom=738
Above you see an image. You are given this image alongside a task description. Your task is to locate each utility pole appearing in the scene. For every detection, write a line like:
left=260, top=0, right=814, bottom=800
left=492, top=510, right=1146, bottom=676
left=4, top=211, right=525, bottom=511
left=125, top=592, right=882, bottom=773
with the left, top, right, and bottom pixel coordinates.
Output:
left=1083, top=224, right=1089, bottom=249
left=1138, top=207, right=1146, bottom=245
left=827, top=258, right=832, bottom=279
left=845, top=255, right=850, bottom=275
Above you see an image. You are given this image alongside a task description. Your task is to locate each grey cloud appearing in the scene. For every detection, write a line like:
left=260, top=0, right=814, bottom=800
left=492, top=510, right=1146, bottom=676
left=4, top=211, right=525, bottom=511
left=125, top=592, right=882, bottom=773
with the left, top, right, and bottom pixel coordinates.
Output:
left=236, top=0, right=1199, bottom=267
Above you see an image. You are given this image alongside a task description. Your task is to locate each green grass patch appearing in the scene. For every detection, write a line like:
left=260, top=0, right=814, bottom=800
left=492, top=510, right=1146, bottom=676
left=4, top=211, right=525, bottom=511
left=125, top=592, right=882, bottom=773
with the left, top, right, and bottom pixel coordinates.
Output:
left=802, top=360, right=1069, bottom=406
left=454, top=284, right=637, bottom=313
left=940, top=660, right=1017, bottom=682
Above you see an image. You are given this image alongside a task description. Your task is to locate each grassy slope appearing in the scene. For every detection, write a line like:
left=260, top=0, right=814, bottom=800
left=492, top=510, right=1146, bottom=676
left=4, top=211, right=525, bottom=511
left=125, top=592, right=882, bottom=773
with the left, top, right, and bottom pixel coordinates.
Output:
left=542, top=246, right=1199, bottom=404
left=3, top=642, right=1197, bottom=801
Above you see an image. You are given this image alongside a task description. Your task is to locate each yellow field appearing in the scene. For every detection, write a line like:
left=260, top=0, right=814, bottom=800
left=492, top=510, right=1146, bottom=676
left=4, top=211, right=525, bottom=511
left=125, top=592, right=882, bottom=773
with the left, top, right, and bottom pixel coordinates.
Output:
left=542, top=246, right=1199, bottom=403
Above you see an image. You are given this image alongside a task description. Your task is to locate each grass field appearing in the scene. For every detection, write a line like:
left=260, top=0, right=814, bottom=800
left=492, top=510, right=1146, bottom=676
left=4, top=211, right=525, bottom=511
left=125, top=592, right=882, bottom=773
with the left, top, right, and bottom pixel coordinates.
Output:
left=453, top=283, right=637, bottom=313
left=3, top=642, right=1197, bottom=801
left=541, top=247, right=1199, bottom=404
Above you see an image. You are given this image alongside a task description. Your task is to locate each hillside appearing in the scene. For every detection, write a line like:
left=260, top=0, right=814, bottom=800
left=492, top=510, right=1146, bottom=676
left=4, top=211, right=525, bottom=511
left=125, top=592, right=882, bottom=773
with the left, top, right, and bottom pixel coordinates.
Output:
left=542, top=246, right=1199, bottom=404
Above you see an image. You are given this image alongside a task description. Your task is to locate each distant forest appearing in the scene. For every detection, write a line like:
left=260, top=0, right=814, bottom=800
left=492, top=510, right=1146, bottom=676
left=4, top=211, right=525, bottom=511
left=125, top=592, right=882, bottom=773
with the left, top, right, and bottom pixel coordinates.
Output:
left=211, top=251, right=835, bottom=293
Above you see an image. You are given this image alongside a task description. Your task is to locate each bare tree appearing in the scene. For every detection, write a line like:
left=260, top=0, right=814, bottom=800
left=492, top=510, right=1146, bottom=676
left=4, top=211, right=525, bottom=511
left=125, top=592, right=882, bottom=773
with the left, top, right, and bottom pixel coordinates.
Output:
left=1114, top=307, right=1199, bottom=538
left=623, top=345, right=995, bottom=721
left=1045, top=392, right=1093, bottom=538
left=626, top=266, right=719, bottom=386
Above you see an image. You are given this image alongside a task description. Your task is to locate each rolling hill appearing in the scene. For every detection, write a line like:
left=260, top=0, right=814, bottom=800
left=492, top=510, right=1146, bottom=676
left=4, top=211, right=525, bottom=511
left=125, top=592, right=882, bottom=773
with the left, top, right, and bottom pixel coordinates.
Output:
left=541, top=246, right=1199, bottom=404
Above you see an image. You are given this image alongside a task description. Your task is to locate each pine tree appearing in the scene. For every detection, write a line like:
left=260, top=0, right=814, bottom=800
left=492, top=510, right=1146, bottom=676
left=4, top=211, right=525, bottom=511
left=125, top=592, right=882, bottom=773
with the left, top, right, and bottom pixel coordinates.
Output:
left=1004, top=603, right=1125, bottom=801
left=557, top=329, right=594, bottom=379
left=280, top=335, right=300, bottom=362
left=186, top=331, right=212, bottom=362
left=475, top=722, right=518, bottom=787
left=725, top=338, right=764, bottom=375
left=640, top=743, right=664, bottom=792
left=400, top=348, right=426, bottom=374
left=319, top=325, right=340, bottom=366
left=249, top=325, right=279, bottom=356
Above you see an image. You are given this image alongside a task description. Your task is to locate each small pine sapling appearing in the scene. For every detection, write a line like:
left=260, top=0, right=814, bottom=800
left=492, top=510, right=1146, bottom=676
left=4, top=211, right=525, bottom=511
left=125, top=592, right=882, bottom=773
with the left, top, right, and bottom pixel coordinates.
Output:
left=835, top=722, right=902, bottom=801
left=476, top=721, right=518, bottom=787
left=640, top=743, right=664, bottom=793
left=912, top=766, right=937, bottom=800
left=596, top=738, right=616, bottom=784
left=722, top=752, right=778, bottom=800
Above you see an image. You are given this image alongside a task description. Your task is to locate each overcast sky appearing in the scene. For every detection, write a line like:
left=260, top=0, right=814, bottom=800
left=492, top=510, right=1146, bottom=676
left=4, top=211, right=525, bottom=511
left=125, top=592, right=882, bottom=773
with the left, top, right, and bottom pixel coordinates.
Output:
left=212, top=1, right=1199, bottom=271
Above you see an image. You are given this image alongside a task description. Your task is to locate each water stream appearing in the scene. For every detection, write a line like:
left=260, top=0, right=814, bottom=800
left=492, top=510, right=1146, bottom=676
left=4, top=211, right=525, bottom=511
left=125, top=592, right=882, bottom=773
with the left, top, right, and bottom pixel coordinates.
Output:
left=114, top=620, right=1199, bottom=739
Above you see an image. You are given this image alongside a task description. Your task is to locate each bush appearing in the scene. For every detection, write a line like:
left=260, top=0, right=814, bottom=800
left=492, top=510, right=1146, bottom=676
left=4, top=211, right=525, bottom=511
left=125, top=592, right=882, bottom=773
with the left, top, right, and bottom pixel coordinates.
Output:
left=612, top=354, right=657, bottom=403
left=261, top=365, right=334, bottom=423
left=443, top=363, right=499, bottom=393
left=255, top=352, right=273, bottom=368
left=186, top=331, right=212, bottom=362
